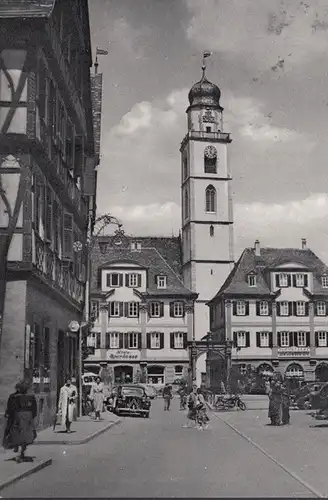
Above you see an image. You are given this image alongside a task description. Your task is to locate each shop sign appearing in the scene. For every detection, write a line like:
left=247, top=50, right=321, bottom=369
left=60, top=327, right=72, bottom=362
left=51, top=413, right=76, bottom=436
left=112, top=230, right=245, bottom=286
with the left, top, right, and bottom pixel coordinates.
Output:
left=107, top=349, right=140, bottom=361
left=277, top=347, right=310, bottom=357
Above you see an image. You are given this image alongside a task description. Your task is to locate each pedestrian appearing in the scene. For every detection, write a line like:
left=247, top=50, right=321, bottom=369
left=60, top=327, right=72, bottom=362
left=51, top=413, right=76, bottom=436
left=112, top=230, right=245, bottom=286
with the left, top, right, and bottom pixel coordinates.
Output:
left=268, top=375, right=283, bottom=426
left=2, top=380, right=37, bottom=462
left=57, top=377, right=78, bottom=433
left=281, top=382, right=291, bottom=425
left=178, top=383, right=187, bottom=410
left=90, top=376, right=105, bottom=420
left=264, top=378, right=271, bottom=396
left=196, top=388, right=210, bottom=430
left=163, top=383, right=173, bottom=411
left=183, top=384, right=198, bottom=428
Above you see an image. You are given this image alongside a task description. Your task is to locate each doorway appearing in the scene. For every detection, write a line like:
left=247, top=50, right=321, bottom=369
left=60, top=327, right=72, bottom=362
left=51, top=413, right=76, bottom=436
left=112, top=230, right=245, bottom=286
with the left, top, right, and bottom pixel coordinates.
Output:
left=114, top=365, right=133, bottom=384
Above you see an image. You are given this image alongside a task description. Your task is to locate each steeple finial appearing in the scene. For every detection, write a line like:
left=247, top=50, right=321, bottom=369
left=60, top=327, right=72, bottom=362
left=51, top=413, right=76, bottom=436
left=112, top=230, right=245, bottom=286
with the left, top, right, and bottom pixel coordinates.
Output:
left=202, top=51, right=213, bottom=77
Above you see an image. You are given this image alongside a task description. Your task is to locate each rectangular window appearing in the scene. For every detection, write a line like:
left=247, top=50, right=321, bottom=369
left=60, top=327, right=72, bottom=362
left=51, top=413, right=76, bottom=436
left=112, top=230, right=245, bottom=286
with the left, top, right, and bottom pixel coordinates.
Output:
left=128, top=273, right=139, bottom=287
left=107, top=273, right=120, bottom=287
left=157, top=276, right=167, bottom=289
left=173, top=302, right=184, bottom=317
left=322, top=277, right=328, bottom=288
left=280, top=331, right=289, bottom=347
left=296, top=301, right=306, bottom=316
left=260, top=331, right=269, bottom=348
left=174, top=332, right=184, bottom=349
left=237, top=331, right=246, bottom=348
left=90, top=301, right=99, bottom=320
left=110, top=332, right=120, bottom=349
left=150, top=302, right=161, bottom=318
left=318, top=331, right=327, bottom=347
left=248, top=275, right=256, bottom=287
left=297, top=331, right=307, bottom=347
left=279, top=273, right=289, bottom=287
left=150, top=332, right=161, bottom=349
left=259, top=301, right=269, bottom=316
left=295, top=274, right=305, bottom=287
left=236, top=301, right=246, bottom=316
left=109, top=302, right=120, bottom=317
left=128, top=302, right=139, bottom=318
left=280, top=301, right=289, bottom=316
left=127, top=332, right=138, bottom=349
left=317, top=302, right=326, bottom=316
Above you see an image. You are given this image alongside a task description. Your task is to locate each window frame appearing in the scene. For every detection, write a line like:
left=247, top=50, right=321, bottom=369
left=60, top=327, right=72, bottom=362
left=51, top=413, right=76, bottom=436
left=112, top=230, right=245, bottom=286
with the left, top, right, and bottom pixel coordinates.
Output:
left=260, top=331, right=269, bottom=348
left=280, top=301, right=289, bottom=316
left=173, top=301, right=184, bottom=317
left=297, top=331, right=307, bottom=347
left=318, top=331, right=327, bottom=347
left=317, top=301, right=326, bottom=316
left=174, top=332, right=185, bottom=349
left=157, top=276, right=167, bottom=289
left=236, top=301, right=246, bottom=316
left=322, top=276, right=328, bottom=288
left=248, top=275, right=256, bottom=287
left=205, top=185, right=217, bottom=213
left=296, top=301, right=306, bottom=316
left=90, top=301, right=99, bottom=320
left=280, top=331, right=289, bottom=347
left=109, top=301, right=120, bottom=317
left=259, top=301, right=269, bottom=316
left=237, top=331, right=246, bottom=348
left=108, top=272, right=120, bottom=287
left=127, top=332, right=139, bottom=349
left=279, top=273, right=289, bottom=287
left=150, top=332, right=161, bottom=349
left=110, top=332, right=120, bottom=349
left=295, top=273, right=305, bottom=287
left=128, top=302, right=139, bottom=318
left=150, top=302, right=161, bottom=318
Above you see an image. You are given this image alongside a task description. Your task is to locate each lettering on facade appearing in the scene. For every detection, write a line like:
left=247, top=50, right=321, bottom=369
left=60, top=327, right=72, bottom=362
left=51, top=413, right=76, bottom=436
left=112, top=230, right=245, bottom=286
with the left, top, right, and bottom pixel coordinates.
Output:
left=277, top=347, right=310, bottom=357
left=107, top=349, right=141, bottom=361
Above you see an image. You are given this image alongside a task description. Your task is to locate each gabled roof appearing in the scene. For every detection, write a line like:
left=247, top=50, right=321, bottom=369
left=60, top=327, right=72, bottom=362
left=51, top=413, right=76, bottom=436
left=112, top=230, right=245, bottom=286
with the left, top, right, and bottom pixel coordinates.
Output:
left=90, top=235, right=195, bottom=298
left=210, top=246, right=328, bottom=301
left=0, top=0, right=56, bottom=18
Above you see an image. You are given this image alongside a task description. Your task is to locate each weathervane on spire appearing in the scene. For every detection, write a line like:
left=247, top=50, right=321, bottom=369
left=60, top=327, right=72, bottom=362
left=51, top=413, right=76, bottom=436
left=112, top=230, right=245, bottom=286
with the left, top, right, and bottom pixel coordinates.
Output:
left=202, top=51, right=213, bottom=77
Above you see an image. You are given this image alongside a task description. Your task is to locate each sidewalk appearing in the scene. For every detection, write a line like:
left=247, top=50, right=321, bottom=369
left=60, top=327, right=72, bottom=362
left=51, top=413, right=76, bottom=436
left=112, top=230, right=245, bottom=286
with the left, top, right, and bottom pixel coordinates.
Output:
left=0, top=412, right=121, bottom=491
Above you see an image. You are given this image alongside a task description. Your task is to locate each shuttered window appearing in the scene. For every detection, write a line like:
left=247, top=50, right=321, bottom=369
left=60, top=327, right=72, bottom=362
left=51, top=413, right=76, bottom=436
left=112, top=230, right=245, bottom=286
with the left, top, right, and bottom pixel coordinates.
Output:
left=62, top=212, right=73, bottom=260
left=44, top=186, right=53, bottom=242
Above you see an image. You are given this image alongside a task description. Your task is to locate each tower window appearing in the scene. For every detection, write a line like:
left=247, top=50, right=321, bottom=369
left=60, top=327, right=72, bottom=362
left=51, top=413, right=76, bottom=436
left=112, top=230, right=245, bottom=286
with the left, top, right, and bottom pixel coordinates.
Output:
left=204, top=145, right=217, bottom=174
left=206, top=126, right=211, bottom=132
left=210, top=225, right=214, bottom=237
left=205, top=185, right=217, bottom=213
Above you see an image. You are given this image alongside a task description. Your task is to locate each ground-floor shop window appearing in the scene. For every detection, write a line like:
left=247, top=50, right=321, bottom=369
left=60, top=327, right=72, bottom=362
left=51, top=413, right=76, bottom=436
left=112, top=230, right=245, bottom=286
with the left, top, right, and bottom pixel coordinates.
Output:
left=147, top=365, right=165, bottom=385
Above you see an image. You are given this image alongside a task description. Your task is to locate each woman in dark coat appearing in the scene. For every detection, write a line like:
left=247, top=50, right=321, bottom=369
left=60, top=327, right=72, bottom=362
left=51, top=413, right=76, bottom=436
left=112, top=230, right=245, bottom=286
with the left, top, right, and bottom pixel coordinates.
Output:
left=268, top=378, right=283, bottom=426
left=3, top=380, right=37, bottom=462
left=281, top=382, right=291, bottom=425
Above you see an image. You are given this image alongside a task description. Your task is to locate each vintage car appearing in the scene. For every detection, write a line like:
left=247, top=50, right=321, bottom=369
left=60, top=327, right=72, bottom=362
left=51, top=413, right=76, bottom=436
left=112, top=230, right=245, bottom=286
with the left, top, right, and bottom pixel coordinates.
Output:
left=310, top=383, right=328, bottom=419
left=113, top=384, right=151, bottom=418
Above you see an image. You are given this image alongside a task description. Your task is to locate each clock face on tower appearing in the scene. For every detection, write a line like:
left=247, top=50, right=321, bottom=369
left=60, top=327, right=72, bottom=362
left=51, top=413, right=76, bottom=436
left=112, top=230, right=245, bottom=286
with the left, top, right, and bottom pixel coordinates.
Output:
left=204, top=145, right=217, bottom=159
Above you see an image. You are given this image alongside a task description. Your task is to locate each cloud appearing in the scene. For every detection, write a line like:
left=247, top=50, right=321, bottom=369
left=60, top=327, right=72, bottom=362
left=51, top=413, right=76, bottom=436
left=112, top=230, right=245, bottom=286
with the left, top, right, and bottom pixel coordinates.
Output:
left=184, top=0, right=328, bottom=69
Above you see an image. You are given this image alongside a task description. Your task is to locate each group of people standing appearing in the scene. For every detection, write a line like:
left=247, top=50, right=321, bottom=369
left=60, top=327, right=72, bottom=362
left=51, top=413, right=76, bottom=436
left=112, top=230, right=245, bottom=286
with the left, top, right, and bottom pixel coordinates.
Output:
left=266, top=374, right=290, bottom=426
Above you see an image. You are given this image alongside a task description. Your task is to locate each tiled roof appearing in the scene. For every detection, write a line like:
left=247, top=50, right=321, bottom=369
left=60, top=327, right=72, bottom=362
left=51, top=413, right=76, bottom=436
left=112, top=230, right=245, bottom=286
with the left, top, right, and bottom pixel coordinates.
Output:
left=0, top=0, right=55, bottom=18
left=90, top=235, right=195, bottom=297
left=210, top=246, right=328, bottom=300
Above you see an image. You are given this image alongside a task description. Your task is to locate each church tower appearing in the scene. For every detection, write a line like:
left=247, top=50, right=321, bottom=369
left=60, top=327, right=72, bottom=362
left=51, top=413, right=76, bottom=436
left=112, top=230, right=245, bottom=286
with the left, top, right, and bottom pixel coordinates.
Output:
left=180, top=57, right=234, bottom=384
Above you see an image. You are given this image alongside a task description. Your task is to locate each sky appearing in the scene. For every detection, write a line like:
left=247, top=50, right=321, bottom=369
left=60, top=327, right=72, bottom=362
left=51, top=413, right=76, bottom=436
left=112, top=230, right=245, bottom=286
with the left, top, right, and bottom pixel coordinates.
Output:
left=89, top=0, right=328, bottom=263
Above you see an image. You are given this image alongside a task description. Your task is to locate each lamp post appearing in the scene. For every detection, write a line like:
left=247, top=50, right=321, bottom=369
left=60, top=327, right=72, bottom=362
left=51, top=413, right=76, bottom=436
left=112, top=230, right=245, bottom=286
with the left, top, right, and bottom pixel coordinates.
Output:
left=72, top=213, right=122, bottom=416
left=225, top=340, right=233, bottom=392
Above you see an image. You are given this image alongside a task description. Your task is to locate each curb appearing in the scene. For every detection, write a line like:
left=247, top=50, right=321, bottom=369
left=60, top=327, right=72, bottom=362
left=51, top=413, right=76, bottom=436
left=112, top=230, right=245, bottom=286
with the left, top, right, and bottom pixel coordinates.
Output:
left=0, top=458, right=52, bottom=492
left=34, top=418, right=121, bottom=445
left=212, top=411, right=324, bottom=498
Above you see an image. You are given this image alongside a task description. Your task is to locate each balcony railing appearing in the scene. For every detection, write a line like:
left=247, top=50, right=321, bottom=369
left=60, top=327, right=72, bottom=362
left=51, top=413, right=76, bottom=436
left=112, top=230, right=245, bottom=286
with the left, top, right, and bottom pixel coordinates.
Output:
left=181, top=130, right=231, bottom=147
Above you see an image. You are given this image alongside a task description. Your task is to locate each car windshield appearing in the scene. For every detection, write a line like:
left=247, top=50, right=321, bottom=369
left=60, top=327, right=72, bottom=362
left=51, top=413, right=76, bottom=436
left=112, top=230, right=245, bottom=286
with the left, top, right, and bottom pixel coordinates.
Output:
left=121, top=387, right=144, bottom=397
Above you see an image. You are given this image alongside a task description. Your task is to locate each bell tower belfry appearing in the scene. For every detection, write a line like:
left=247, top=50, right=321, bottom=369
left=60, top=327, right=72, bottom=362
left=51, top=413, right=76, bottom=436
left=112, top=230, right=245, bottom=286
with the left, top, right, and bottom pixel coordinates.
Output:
left=180, top=55, right=234, bottom=384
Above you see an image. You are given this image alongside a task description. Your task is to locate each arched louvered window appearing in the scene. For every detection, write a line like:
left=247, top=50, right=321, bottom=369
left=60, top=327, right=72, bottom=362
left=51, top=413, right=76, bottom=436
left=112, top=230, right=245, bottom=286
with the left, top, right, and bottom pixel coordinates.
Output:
left=205, top=185, right=216, bottom=213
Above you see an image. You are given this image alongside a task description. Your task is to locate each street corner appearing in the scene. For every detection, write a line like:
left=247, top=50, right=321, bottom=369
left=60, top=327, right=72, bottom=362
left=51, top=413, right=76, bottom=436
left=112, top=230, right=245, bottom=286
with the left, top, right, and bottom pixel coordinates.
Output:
left=0, top=454, right=52, bottom=492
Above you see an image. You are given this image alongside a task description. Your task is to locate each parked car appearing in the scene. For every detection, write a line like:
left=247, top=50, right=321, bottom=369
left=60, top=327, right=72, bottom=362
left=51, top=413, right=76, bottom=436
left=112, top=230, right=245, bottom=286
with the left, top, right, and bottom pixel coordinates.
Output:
left=113, top=384, right=151, bottom=418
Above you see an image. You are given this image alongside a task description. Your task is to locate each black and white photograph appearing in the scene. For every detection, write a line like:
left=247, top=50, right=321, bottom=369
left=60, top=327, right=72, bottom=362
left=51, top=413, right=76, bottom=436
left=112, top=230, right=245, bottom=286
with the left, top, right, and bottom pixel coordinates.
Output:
left=1, top=0, right=328, bottom=497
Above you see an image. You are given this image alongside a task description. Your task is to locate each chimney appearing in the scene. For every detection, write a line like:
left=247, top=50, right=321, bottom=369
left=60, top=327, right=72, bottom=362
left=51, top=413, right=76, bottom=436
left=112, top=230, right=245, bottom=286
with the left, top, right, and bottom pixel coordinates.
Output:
left=254, top=240, right=260, bottom=257
left=301, top=238, right=307, bottom=250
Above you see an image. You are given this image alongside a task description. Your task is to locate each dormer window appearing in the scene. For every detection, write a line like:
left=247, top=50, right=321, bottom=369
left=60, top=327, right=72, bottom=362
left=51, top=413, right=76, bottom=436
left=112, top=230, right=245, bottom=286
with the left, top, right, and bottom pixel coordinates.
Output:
left=322, top=276, right=328, bottom=288
left=157, top=275, right=167, bottom=289
left=248, top=274, right=256, bottom=287
left=131, top=241, right=141, bottom=251
left=276, top=273, right=290, bottom=288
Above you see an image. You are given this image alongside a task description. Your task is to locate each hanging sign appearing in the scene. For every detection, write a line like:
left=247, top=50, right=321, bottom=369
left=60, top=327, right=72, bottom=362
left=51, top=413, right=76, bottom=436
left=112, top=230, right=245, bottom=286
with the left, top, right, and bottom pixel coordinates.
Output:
left=107, top=349, right=140, bottom=361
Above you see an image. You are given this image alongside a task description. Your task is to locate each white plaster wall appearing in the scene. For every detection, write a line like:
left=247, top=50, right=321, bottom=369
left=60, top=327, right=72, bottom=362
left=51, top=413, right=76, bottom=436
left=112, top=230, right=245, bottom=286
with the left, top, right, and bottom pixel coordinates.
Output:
left=191, top=224, right=231, bottom=261
left=193, top=262, right=232, bottom=301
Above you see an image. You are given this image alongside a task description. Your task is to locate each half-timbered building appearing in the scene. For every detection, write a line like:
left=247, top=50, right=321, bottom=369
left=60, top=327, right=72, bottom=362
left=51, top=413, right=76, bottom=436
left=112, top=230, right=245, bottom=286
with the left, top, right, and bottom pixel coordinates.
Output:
left=0, top=0, right=99, bottom=428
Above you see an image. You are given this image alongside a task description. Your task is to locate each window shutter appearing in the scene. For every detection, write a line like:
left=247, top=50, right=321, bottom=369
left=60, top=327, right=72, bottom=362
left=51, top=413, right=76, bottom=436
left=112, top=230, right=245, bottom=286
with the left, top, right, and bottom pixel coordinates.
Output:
left=45, top=187, right=52, bottom=241
left=268, top=302, right=272, bottom=316
left=275, top=275, right=280, bottom=287
left=119, top=302, right=124, bottom=317
left=245, top=302, right=249, bottom=316
left=160, top=302, right=164, bottom=318
left=256, top=332, right=261, bottom=347
left=119, top=274, right=123, bottom=286
left=147, top=333, right=151, bottom=349
left=105, top=333, right=110, bottom=349
left=106, top=274, right=111, bottom=287
left=277, top=332, right=281, bottom=347
left=62, top=212, right=73, bottom=260
left=287, top=275, right=291, bottom=287
left=304, top=275, right=308, bottom=287
left=160, top=332, right=164, bottom=349
left=182, top=303, right=185, bottom=318
left=326, top=333, right=328, bottom=348
left=124, top=333, right=129, bottom=349
left=289, top=302, right=294, bottom=316
left=289, top=332, right=295, bottom=347
left=124, top=303, right=129, bottom=317
left=169, top=302, right=174, bottom=317
left=256, top=302, right=260, bottom=316
left=305, top=303, right=309, bottom=316
left=125, top=274, right=129, bottom=287
left=170, top=332, right=175, bottom=349
left=292, top=275, right=297, bottom=287
left=269, top=332, right=273, bottom=348
left=96, top=332, right=101, bottom=349
left=136, top=303, right=140, bottom=318
left=232, top=302, right=237, bottom=315
left=233, top=331, right=238, bottom=347
left=183, top=333, right=188, bottom=349
left=108, top=303, right=111, bottom=317
left=245, top=331, right=250, bottom=347
left=306, top=332, right=310, bottom=347
left=119, top=333, right=124, bottom=349
left=276, top=303, right=280, bottom=316
left=137, top=274, right=142, bottom=287
left=315, top=332, right=319, bottom=347
left=138, top=333, right=142, bottom=349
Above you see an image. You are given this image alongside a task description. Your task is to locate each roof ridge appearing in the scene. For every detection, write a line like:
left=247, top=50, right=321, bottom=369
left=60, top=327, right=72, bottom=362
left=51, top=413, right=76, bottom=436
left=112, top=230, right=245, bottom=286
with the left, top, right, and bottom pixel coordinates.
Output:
left=152, top=247, right=189, bottom=290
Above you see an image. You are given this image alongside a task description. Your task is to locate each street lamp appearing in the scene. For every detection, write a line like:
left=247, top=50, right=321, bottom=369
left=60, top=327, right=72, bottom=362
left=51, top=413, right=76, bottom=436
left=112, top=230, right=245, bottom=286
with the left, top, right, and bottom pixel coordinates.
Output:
left=72, top=213, right=122, bottom=416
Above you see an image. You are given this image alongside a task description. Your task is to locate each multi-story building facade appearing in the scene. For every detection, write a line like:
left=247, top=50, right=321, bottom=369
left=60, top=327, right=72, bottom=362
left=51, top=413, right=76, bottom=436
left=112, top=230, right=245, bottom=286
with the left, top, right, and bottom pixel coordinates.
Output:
left=207, top=239, right=328, bottom=387
left=86, top=234, right=197, bottom=387
left=180, top=64, right=235, bottom=385
left=0, top=0, right=98, bottom=428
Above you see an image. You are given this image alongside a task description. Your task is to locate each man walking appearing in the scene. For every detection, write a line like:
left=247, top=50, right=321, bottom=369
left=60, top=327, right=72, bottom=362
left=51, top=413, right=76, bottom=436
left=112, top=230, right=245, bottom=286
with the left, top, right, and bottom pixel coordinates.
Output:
left=163, top=383, right=172, bottom=411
